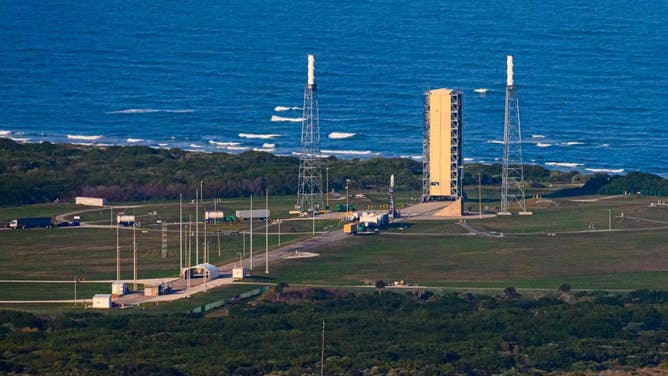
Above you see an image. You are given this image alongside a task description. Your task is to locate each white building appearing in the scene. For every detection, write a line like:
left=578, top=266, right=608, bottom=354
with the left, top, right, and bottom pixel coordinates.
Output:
left=92, top=294, right=112, bottom=309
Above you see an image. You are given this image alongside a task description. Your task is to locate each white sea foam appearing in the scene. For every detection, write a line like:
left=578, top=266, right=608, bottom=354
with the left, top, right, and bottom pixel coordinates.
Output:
left=271, top=115, right=304, bottom=122
left=10, top=137, right=30, bottom=143
left=158, top=143, right=168, bottom=147
left=532, top=134, right=545, bottom=139
left=321, top=149, right=372, bottom=156
left=189, top=144, right=203, bottom=148
left=487, top=140, right=504, bottom=144
left=328, top=132, right=356, bottom=139
left=108, top=108, right=196, bottom=114
left=463, top=157, right=474, bottom=162
left=126, top=138, right=144, bottom=143
left=0, top=130, right=10, bottom=137
left=545, top=162, right=583, bottom=168
left=253, top=147, right=276, bottom=153
left=262, top=143, right=275, bottom=148
left=274, top=106, right=301, bottom=112
left=473, top=88, right=488, bottom=94
left=227, top=146, right=250, bottom=151
left=560, top=141, right=585, bottom=146
left=67, top=134, right=103, bottom=141
left=586, top=168, right=624, bottom=174
left=600, top=143, right=610, bottom=147
left=536, top=143, right=552, bottom=148
left=239, top=133, right=280, bottom=139
left=209, top=140, right=241, bottom=147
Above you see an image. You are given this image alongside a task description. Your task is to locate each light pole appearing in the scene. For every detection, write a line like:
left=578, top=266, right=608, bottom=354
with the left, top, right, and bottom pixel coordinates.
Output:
left=478, top=173, right=482, bottom=219
left=326, top=167, right=329, bottom=211
left=345, top=179, right=351, bottom=212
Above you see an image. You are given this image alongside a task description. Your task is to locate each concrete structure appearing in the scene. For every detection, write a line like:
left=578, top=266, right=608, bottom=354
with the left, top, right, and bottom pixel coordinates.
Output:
left=75, top=196, right=107, bottom=207
left=111, top=281, right=128, bottom=296
left=92, top=294, right=112, bottom=309
left=422, top=88, right=463, bottom=215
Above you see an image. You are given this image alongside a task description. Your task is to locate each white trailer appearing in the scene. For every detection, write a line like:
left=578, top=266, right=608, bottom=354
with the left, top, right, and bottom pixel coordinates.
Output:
left=75, top=196, right=107, bottom=207
left=205, top=211, right=225, bottom=223
left=235, top=209, right=270, bottom=220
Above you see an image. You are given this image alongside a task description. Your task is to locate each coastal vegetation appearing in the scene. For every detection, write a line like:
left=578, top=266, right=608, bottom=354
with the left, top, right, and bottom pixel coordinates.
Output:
left=2, top=289, right=668, bottom=374
left=2, top=139, right=665, bottom=206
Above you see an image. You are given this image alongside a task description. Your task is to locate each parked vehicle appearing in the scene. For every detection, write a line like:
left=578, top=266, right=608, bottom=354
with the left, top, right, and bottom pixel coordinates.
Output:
left=8, top=217, right=53, bottom=229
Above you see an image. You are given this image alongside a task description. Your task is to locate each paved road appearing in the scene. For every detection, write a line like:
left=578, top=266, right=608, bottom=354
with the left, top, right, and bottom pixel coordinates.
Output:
left=115, top=228, right=349, bottom=306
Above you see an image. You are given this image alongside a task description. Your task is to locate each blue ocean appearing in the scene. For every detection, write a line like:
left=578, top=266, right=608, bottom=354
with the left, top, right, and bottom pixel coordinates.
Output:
left=1, top=1, right=666, bottom=175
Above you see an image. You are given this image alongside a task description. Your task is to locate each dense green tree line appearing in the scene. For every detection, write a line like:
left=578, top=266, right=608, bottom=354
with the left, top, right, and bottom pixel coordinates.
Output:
left=1, top=139, right=665, bottom=206
left=2, top=289, right=668, bottom=374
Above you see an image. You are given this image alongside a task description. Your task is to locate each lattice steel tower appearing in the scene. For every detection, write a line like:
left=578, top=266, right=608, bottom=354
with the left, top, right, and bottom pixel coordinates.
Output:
left=500, top=55, right=531, bottom=215
left=296, top=54, right=323, bottom=213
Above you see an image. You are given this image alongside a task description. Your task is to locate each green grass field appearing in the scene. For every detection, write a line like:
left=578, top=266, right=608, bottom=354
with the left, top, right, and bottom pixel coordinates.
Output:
left=0, top=194, right=666, bottom=302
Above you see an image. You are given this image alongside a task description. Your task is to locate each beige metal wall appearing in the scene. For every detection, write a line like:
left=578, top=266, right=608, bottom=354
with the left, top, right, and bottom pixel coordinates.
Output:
left=428, top=89, right=453, bottom=196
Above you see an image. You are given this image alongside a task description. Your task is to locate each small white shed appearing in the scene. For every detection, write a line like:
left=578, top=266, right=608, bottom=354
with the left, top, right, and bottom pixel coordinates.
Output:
left=92, top=294, right=112, bottom=309
left=232, top=266, right=246, bottom=280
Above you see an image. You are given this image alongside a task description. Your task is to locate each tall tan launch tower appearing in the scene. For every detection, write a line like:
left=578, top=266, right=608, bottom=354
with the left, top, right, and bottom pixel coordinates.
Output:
left=422, top=89, right=463, bottom=215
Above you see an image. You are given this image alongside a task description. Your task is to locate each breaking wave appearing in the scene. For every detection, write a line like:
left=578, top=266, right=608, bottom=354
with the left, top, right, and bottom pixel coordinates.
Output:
left=487, top=140, right=504, bottom=144
left=271, top=115, right=304, bottom=122
left=0, top=130, right=11, bottom=137
left=67, top=134, right=103, bottom=141
left=328, top=132, right=356, bottom=139
left=586, top=168, right=624, bottom=174
left=262, top=143, right=275, bottom=148
left=227, top=146, right=250, bottom=151
left=545, top=162, right=583, bottom=168
left=559, top=141, right=585, bottom=146
left=321, top=149, right=373, bottom=156
left=532, top=134, right=545, bottom=139
left=209, top=140, right=241, bottom=147
left=126, top=138, right=144, bottom=143
left=536, top=143, right=552, bottom=148
left=108, top=108, right=196, bottom=114
left=239, top=133, right=280, bottom=139
left=274, top=106, right=301, bottom=112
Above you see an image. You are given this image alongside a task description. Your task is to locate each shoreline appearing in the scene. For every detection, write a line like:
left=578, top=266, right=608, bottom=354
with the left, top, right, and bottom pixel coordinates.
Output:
left=0, top=137, right=648, bottom=178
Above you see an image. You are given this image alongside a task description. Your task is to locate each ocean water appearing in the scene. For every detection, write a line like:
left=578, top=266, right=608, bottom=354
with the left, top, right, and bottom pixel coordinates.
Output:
left=1, top=1, right=666, bottom=176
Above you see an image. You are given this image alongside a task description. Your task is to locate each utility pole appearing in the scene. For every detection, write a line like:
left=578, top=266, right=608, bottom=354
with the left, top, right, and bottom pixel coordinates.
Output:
left=133, top=209, right=137, bottom=290
left=345, top=179, right=351, bottom=212
left=320, top=320, right=326, bottom=376
left=195, top=187, right=199, bottom=266
left=326, top=166, right=329, bottom=210
left=116, top=218, right=120, bottom=281
left=265, top=188, right=269, bottom=274
left=478, top=173, right=482, bottom=220
left=179, top=193, right=183, bottom=274
left=250, top=194, right=253, bottom=272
